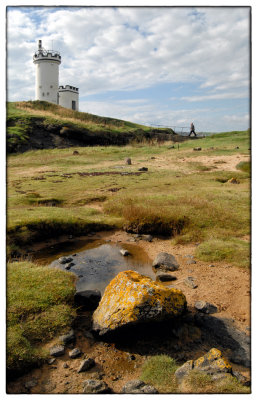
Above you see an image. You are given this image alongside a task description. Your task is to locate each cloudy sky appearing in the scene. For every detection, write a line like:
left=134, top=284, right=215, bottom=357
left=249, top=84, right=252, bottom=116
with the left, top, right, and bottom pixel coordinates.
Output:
left=6, top=6, right=250, bottom=132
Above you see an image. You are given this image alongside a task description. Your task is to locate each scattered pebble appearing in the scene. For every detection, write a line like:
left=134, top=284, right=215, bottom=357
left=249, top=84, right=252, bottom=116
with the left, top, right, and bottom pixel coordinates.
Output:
left=120, top=249, right=130, bottom=256
left=194, top=300, right=218, bottom=314
left=186, top=259, right=196, bottom=265
left=184, top=276, right=198, bottom=289
left=77, top=358, right=95, bottom=373
left=49, top=345, right=65, bottom=357
left=69, top=348, right=82, bottom=359
left=24, top=379, right=38, bottom=390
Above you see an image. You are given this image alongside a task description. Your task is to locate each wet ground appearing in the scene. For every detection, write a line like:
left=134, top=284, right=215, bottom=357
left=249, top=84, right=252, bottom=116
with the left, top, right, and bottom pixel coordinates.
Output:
left=8, top=231, right=250, bottom=394
left=34, top=237, right=155, bottom=294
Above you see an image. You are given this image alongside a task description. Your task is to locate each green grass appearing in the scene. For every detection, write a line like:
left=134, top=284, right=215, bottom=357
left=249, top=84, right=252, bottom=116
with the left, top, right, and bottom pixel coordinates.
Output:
left=184, top=371, right=250, bottom=394
left=7, top=261, right=76, bottom=376
left=236, top=160, right=251, bottom=174
left=141, top=355, right=179, bottom=393
left=195, top=238, right=250, bottom=268
left=140, top=357, right=250, bottom=394
left=7, top=129, right=250, bottom=267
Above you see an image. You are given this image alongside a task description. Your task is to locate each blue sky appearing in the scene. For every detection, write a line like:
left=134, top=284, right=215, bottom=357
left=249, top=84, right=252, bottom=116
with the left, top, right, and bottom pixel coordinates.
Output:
left=6, top=6, right=250, bottom=132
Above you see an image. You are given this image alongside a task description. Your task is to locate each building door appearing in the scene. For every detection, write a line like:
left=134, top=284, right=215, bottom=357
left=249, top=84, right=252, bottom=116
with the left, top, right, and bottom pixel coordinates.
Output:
left=72, top=100, right=76, bottom=110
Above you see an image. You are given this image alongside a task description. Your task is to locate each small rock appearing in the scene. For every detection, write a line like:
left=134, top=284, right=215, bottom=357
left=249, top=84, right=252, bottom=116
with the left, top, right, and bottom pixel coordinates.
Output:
left=175, top=360, right=194, bottom=382
left=24, top=378, right=38, bottom=389
left=73, top=150, right=79, bottom=155
left=64, top=262, right=75, bottom=270
left=235, top=146, right=240, bottom=149
left=63, top=362, right=69, bottom=369
left=228, top=177, right=240, bottom=184
left=142, top=234, right=153, bottom=242
left=47, top=358, right=56, bottom=365
left=58, top=256, right=73, bottom=264
left=88, top=372, right=104, bottom=380
left=120, top=249, right=130, bottom=256
left=186, top=259, right=196, bottom=265
left=193, top=147, right=202, bottom=151
left=77, top=358, right=95, bottom=373
left=138, top=167, right=148, bottom=171
left=69, top=348, right=82, bottom=359
left=121, top=380, right=158, bottom=394
left=208, top=264, right=215, bottom=268
left=232, top=371, right=251, bottom=386
left=184, top=277, right=198, bottom=289
left=195, top=301, right=218, bottom=314
left=156, top=272, right=177, bottom=282
left=49, top=345, right=65, bottom=357
left=151, top=156, right=156, bottom=159
left=59, top=329, right=76, bottom=345
left=125, top=157, right=132, bottom=165
left=152, top=252, right=179, bottom=272
left=83, top=379, right=110, bottom=394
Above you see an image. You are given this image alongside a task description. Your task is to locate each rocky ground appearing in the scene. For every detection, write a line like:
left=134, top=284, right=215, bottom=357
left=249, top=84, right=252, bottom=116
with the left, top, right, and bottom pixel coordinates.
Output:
left=7, top=229, right=251, bottom=394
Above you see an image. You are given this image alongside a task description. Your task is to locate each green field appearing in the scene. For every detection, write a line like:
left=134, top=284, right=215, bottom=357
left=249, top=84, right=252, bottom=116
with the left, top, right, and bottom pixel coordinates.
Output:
left=6, top=102, right=251, bottom=385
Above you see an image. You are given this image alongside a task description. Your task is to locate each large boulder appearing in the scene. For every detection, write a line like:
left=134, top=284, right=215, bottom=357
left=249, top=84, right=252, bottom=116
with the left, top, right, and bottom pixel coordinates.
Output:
left=92, top=270, right=187, bottom=336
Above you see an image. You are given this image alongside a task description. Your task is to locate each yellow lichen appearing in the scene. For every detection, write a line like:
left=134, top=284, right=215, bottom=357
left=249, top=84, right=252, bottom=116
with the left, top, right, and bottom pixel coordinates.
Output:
left=93, top=270, right=187, bottom=332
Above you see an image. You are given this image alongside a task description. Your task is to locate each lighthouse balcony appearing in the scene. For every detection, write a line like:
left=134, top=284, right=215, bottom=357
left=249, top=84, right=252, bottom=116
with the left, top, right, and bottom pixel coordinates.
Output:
left=33, top=50, right=61, bottom=62
left=59, top=85, right=79, bottom=93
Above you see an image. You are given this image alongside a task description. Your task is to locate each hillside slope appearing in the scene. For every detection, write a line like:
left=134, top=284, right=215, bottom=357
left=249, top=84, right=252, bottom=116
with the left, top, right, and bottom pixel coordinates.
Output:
left=7, top=101, right=178, bottom=153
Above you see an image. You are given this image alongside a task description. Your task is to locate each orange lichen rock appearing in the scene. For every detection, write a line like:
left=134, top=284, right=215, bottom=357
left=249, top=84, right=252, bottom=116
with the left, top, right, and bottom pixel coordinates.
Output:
left=175, top=348, right=233, bottom=383
left=194, top=348, right=232, bottom=374
left=92, top=270, right=187, bottom=336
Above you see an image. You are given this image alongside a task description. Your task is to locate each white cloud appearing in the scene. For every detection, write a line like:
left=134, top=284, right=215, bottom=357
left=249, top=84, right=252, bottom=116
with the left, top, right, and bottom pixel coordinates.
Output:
left=6, top=6, right=250, bottom=131
left=182, top=91, right=249, bottom=102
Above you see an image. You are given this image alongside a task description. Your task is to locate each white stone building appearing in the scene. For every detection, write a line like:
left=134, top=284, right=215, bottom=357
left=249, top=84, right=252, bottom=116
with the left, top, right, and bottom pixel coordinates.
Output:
left=33, top=40, right=79, bottom=111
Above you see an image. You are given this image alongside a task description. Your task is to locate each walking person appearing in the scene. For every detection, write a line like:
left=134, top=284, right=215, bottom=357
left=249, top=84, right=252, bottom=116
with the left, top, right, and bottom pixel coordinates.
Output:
left=188, top=122, right=197, bottom=136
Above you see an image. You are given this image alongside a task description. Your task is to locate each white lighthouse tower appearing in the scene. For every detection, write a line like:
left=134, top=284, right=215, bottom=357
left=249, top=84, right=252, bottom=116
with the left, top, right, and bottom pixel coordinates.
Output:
left=33, top=40, right=61, bottom=104
left=33, top=40, right=79, bottom=110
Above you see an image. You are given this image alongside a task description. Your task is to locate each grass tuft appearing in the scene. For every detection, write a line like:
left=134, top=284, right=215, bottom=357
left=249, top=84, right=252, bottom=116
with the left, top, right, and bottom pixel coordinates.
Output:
left=7, top=261, right=76, bottom=377
left=122, top=202, right=188, bottom=235
left=195, top=238, right=250, bottom=268
left=141, top=355, right=179, bottom=393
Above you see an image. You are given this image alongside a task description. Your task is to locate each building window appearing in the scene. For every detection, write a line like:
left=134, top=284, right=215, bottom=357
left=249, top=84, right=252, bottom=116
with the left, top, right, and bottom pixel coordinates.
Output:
left=47, top=92, right=49, bottom=96
left=72, top=100, right=76, bottom=110
left=50, top=85, right=53, bottom=88
left=42, top=92, right=45, bottom=96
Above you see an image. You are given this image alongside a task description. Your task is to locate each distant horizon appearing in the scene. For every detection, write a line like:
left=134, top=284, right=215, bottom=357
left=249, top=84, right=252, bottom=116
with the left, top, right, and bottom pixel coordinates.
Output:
left=7, top=6, right=250, bottom=132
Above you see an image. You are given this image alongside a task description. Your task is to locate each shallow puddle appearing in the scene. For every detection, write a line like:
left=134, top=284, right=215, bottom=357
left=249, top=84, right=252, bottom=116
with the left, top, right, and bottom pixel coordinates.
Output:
left=34, top=238, right=155, bottom=294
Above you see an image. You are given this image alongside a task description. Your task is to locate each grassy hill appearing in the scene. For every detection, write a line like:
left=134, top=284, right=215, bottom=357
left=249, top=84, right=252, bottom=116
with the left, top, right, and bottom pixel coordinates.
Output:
left=7, top=101, right=177, bottom=153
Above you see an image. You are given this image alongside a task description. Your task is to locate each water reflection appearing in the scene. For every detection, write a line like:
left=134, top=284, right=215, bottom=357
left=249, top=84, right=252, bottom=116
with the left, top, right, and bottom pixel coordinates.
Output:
left=47, top=241, right=155, bottom=294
